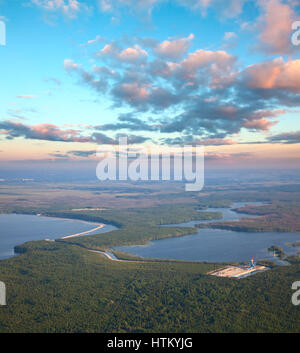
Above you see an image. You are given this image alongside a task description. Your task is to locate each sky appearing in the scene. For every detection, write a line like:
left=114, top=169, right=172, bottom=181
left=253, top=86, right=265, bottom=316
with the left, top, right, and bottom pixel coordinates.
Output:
left=0, top=0, right=300, bottom=169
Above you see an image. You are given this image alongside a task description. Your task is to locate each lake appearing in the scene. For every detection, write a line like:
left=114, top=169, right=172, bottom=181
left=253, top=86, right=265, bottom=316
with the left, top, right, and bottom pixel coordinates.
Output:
left=0, top=214, right=117, bottom=260
left=115, top=203, right=300, bottom=263
left=1, top=204, right=300, bottom=264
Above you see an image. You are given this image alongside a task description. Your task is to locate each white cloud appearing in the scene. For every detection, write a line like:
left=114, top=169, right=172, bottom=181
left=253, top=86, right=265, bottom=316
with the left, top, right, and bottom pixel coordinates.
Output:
left=16, top=95, right=37, bottom=99
left=30, top=0, right=86, bottom=19
left=99, top=0, right=248, bottom=18
left=224, top=32, right=237, bottom=41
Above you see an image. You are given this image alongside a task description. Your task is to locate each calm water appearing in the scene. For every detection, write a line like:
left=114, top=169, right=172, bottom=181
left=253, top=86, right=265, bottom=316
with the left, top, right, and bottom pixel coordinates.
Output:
left=115, top=203, right=300, bottom=263
left=0, top=214, right=117, bottom=260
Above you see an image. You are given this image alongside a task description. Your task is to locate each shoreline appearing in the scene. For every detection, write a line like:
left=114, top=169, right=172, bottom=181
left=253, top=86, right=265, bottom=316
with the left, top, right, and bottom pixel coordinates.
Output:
left=61, top=224, right=105, bottom=239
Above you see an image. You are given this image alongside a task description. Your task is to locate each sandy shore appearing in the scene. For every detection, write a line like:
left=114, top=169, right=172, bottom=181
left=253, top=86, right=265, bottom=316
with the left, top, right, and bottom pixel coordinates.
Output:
left=61, top=224, right=105, bottom=239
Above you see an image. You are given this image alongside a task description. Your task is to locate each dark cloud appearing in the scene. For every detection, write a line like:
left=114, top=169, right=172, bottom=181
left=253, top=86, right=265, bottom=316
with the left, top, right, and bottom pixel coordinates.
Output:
left=68, top=150, right=96, bottom=157
left=267, top=131, right=300, bottom=144
left=0, top=120, right=150, bottom=145
left=162, top=136, right=237, bottom=146
left=64, top=60, right=109, bottom=93
left=96, top=114, right=157, bottom=132
left=0, top=120, right=91, bottom=143
left=49, top=153, right=70, bottom=158
left=115, top=133, right=150, bottom=144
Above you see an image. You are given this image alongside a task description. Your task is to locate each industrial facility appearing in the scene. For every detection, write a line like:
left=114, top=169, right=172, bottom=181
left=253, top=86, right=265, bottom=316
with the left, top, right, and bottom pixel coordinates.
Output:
left=207, top=257, right=269, bottom=279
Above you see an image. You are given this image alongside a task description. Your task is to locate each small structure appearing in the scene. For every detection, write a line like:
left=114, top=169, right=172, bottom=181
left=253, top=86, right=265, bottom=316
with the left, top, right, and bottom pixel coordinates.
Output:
left=207, top=257, right=268, bottom=279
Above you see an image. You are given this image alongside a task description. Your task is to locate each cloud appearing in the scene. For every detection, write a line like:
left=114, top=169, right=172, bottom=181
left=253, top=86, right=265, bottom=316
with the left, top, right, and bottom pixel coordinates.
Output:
left=64, top=35, right=299, bottom=142
left=267, top=131, right=300, bottom=144
left=224, top=32, right=237, bottom=41
left=0, top=120, right=151, bottom=145
left=49, top=153, right=70, bottom=158
left=180, top=49, right=235, bottom=77
left=0, top=120, right=91, bottom=143
left=154, top=34, right=194, bottom=60
left=90, top=132, right=117, bottom=144
left=7, top=109, right=27, bottom=120
left=163, top=137, right=238, bottom=146
left=99, top=0, right=248, bottom=19
left=96, top=114, right=157, bottom=132
left=243, top=58, right=300, bottom=93
left=30, top=0, right=87, bottom=19
left=241, top=109, right=284, bottom=131
left=68, top=150, right=96, bottom=157
left=257, top=0, right=297, bottom=55
left=64, top=59, right=108, bottom=93
left=66, top=43, right=237, bottom=112
left=243, top=118, right=278, bottom=131
left=99, top=0, right=162, bottom=16
left=16, top=95, right=37, bottom=99
left=112, top=82, right=149, bottom=104
left=119, top=46, right=148, bottom=63
left=80, top=35, right=105, bottom=47
left=115, top=133, right=150, bottom=144
left=98, top=43, right=148, bottom=63
left=222, top=32, right=238, bottom=49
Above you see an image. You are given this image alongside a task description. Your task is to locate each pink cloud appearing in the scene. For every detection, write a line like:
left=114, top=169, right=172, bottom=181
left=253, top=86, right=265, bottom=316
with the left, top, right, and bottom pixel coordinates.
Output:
left=119, top=45, right=148, bottom=63
left=31, top=123, right=91, bottom=142
left=243, top=118, right=278, bottom=131
left=155, top=34, right=194, bottom=60
left=0, top=120, right=91, bottom=143
left=154, top=49, right=236, bottom=87
left=99, top=44, right=148, bottom=63
left=182, top=49, right=235, bottom=72
left=244, top=58, right=300, bottom=93
left=257, top=0, right=297, bottom=55
left=114, top=82, right=149, bottom=103
left=64, top=59, right=78, bottom=70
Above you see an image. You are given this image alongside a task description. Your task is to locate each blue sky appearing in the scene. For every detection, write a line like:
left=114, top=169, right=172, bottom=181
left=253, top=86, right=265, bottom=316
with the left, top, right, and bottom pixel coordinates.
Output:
left=0, top=0, right=300, bottom=167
